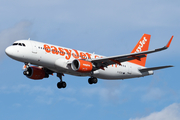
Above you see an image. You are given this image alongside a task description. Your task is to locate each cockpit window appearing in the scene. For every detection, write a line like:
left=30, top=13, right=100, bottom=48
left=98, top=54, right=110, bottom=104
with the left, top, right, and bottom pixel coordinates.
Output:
left=12, top=43, right=26, bottom=47
left=13, top=43, right=18, bottom=45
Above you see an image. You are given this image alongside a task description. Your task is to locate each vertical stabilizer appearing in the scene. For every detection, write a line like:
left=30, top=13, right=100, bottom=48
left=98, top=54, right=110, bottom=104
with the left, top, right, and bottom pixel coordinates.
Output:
left=129, top=34, right=151, bottom=67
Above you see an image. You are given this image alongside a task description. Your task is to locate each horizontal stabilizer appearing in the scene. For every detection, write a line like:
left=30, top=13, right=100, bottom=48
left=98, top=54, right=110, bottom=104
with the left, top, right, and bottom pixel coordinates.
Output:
left=139, top=65, right=173, bottom=72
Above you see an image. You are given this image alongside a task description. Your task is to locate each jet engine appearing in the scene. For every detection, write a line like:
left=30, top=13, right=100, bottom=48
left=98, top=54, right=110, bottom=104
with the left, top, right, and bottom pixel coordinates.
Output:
left=23, top=66, right=49, bottom=80
left=71, top=59, right=93, bottom=72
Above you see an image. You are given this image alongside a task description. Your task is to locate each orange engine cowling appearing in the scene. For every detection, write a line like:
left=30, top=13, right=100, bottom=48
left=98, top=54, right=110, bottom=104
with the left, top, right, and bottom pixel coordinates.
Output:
left=71, top=59, right=93, bottom=72
left=23, top=66, right=47, bottom=80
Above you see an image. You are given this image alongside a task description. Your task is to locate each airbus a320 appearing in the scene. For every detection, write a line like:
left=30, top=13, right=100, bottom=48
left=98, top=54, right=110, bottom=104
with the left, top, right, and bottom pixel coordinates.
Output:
left=5, top=34, right=173, bottom=89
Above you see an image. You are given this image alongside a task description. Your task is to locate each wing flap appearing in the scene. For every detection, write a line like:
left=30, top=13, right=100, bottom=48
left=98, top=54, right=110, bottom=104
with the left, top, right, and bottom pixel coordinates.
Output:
left=139, top=65, right=173, bottom=72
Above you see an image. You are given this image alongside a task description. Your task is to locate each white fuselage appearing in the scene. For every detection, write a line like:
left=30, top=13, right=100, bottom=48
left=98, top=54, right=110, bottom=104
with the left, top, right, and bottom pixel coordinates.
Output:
left=5, top=40, right=153, bottom=80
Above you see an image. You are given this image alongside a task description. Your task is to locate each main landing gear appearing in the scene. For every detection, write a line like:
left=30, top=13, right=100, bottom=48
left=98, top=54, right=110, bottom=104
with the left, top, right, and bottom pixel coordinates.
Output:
left=56, top=73, right=98, bottom=89
left=88, top=77, right=98, bottom=84
left=57, top=73, right=67, bottom=89
left=88, top=71, right=98, bottom=84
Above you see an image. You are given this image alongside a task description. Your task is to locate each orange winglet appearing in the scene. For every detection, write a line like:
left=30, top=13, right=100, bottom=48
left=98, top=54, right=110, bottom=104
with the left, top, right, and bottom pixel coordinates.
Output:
left=166, top=36, right=174, bottom=48
left=109, top=59, right=121, bottom=65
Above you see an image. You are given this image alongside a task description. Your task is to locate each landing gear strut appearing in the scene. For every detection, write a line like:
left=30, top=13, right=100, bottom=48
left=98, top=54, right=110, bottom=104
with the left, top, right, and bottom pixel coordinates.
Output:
left=57, top=73, right=66, bottom=89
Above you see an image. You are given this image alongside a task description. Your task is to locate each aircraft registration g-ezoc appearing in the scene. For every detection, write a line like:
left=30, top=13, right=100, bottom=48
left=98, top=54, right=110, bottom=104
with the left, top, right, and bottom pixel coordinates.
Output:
left=5, top=34, right=174, bottom=89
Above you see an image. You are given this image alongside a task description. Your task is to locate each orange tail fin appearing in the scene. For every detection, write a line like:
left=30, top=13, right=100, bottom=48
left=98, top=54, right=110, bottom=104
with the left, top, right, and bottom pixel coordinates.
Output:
left=129, top=34, right=151, bottom=67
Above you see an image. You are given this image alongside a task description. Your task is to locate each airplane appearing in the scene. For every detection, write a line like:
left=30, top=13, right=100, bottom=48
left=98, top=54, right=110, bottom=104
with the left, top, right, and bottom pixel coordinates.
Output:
left=5, top=34, right=173, bottom=89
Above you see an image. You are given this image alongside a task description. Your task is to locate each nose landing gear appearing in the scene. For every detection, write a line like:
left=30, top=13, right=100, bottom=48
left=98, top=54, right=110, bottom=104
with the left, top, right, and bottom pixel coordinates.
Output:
left=23, top=63, right=31, bottom=76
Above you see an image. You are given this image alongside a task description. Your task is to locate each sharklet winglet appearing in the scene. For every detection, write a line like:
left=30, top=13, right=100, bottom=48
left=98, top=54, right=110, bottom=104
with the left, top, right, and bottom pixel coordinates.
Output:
left=165, top=36, right=174, bottom=48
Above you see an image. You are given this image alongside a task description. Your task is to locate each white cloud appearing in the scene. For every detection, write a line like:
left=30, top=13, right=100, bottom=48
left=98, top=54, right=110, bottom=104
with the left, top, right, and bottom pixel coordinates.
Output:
left=141, top=88, right=165, bottom=101
left=2, top=1, right=180, bottom=29
left=29, top=86, right=54, bottom=95
left=0, top=21, right=32, bottom=59
left=81, top=81, right=127, bottom=104
left=0, top=84, right=54, bottom=95
left=129, top=103, right=180, bottom=120
left=35, top=95, right=53, bottom=105
left=58, top=96, right=77, bottom=103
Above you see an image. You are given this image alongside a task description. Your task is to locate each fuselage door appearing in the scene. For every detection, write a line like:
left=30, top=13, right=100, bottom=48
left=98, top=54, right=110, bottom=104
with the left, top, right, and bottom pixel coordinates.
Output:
left=128, top=63, right=132, bottom=75
left=30, top=41, right=37, bottom=54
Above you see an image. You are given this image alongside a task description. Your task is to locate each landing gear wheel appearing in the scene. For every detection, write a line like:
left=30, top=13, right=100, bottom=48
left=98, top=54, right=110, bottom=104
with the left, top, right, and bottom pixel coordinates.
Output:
left=88, top=78, right=93, bottom=84
left=23, top=71, right=29, bottom=75
left=61, top=81, right=67, bottom=88
left=57, top=81, right=67, bottom=89
left=88, top=77, right=98, bottom=84
left=92, top=77, right=98, bottom=84
left=57, top=82, right=62, bottom=89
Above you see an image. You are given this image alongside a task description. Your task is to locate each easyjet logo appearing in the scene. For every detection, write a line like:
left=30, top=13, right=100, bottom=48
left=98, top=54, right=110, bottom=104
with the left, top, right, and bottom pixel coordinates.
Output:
left=83, top=64, right=91, bottom=67
left=44, top=44, right=102, bottom=60
left=135, top=37, right=147, bottom=53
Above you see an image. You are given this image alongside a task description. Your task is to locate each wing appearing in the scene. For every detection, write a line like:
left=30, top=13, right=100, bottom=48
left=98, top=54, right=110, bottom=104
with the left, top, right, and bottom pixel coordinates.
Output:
left=89, top=36, right=173, bottom=69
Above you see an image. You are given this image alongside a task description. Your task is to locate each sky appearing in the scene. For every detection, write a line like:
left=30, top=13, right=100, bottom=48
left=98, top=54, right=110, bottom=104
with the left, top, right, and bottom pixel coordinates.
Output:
left=0, top=0, right=180, bottom=120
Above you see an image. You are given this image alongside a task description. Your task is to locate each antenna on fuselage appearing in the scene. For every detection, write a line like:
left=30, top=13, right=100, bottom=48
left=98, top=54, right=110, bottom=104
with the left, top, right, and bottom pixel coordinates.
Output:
left=28, top=38, right=30, bottom=40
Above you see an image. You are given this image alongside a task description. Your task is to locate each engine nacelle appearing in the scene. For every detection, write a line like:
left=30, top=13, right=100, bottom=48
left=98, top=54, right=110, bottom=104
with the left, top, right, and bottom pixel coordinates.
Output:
left=71, top=59, right=93, bottom=72
left=23, top=66, right=48, bottom=80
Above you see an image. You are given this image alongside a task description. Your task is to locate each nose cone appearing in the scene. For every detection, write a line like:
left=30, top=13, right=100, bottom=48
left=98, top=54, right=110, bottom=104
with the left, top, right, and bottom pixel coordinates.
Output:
left=5, top=46, right=13, bottom=57
left=5, top=46, right=24, bottom=62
